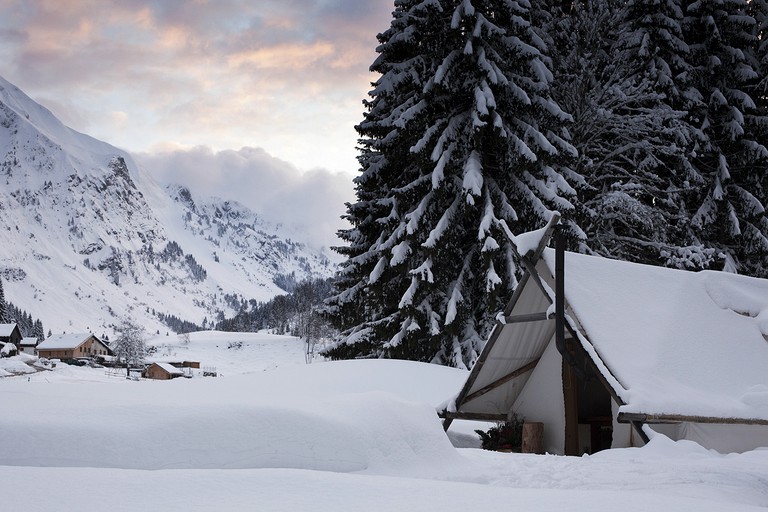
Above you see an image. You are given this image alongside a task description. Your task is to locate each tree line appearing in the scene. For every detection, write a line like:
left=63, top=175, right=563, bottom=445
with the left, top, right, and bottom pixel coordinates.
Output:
left=216, top=277, right=335, bottom=339
left=323, top=0, right=768, bottom=368
left=0, top=278, right=46, bottom=341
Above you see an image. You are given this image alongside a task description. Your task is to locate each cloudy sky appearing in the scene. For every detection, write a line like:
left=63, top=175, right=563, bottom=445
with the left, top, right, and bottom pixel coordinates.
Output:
left=0, top=0, right=395, bottom=250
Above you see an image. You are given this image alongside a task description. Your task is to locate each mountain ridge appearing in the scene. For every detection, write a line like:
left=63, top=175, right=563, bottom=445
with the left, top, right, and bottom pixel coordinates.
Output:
left=0, top=75, right=334, bottom=335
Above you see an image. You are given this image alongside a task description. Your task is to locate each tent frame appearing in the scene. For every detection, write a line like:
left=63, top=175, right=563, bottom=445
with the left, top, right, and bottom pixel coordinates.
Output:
left=440, top=214, right=561, bottom=430
left=440, top=215, right=651, bottom=449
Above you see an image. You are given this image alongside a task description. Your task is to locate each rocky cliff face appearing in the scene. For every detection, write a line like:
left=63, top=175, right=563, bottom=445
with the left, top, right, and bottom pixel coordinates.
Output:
left=0, top=75, right=333, bottom=334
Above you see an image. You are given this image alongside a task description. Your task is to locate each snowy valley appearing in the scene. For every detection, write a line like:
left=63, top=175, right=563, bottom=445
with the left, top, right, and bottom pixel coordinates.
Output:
left=0, top=75, right=334, bottom=335
left=1, top=331, right=766, bottom=511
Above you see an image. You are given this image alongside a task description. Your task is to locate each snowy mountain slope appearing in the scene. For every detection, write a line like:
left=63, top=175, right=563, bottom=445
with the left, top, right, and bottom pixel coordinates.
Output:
left=0, top=75, right=333, bottom=334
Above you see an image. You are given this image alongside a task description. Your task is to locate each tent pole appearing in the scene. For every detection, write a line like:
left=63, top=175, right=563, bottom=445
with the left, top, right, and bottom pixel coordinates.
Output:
left=555, top=228, right=565, bottom=357
left=556, top=231, right=579, bottom=455
left=554, top=229, right=580, bottom=372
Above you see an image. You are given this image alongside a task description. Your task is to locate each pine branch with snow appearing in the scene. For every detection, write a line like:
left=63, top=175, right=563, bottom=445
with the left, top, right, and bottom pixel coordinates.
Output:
left=325, top=0, right=583, bottom=367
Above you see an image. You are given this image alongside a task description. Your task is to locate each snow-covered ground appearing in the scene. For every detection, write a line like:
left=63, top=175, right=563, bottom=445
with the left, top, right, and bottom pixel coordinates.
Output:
left=1, top=331, right=767, bottom=511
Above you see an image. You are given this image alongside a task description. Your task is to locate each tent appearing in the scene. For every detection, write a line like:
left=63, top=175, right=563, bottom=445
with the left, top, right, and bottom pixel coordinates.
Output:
left=441, top=217, right=768, bottom=454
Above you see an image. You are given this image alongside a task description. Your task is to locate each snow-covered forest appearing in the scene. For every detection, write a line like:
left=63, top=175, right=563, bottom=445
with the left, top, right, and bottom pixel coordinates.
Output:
left=0, top=279, right=45, bottom=341
left=325, top=0, right=768, bottom=368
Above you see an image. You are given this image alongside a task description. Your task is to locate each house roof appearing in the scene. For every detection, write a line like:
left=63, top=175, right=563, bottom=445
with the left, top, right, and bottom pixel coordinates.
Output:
left=542, top=249, right=768, bottom=422
left=19, top=337, right=38, bottom=346
left=0, top=323, right=19, bottom=337
left=37, top=333, right=95, bottom=350
left=447, top=220, right=768, bottom=426
left=153, top=362, right=184, bottom=375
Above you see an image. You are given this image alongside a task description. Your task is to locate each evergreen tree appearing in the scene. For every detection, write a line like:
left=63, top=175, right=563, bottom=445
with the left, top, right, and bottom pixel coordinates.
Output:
left=547, top=0, right=717, bottom=268
left=0, top=278, right=7, bottom=323
left=748, top=0, right=767, bottom=148
left=33, top=319, right=45, bottom=343
left=752, top=0, right=768, bottom=109
left=326, top=0, right=582, bottom=367
left=683, top=0, right=768, bottom=276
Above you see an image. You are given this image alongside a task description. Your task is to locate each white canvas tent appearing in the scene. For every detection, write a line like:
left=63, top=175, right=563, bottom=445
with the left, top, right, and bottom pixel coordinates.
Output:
left=441, top=217, right=768, bottom=454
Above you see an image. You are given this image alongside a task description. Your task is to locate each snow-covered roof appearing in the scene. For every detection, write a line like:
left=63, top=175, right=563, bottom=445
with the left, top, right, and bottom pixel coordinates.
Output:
left=448, top=242, right=768, bottom=426
left=37, top=334, right=94, bottom=350
left=0, top=323, right=19, bottom=337
left=153, top=362, right=184, bottom=375
left=19, top=337, right=38, bottom=346
left=541, top=250, right=768, bottom=422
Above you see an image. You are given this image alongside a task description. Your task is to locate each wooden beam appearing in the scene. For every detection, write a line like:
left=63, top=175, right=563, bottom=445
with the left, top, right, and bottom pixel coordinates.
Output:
left=618, top=412, right=768, bottom=426
left=506, top=213, right=562, bottom=310
left=503, top=311, right=551, bottom=325
left=462, top=358, right=541, bottom=404
left=555, top=229, right=568, bottom=362
left=631, top=421, right=651, bottom=444
left=439, top=411, right=511, bottom=422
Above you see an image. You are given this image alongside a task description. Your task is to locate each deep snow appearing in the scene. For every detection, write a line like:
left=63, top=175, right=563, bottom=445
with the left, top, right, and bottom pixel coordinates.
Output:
left=0, top=331, right=767, bottom=511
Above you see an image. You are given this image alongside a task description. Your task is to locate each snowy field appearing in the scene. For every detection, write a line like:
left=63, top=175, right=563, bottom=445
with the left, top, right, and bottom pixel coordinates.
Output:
left=1, top=331, right=767, bottom=511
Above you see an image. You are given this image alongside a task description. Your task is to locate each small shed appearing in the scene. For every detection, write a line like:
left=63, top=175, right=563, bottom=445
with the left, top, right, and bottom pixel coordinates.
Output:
left=146, top=362, right=184, bottom=380
left=36, top=334, right=112, bottom=360
left=19, top=337, right=39, bottom=355
left=441, top=217, right=768, bottom=455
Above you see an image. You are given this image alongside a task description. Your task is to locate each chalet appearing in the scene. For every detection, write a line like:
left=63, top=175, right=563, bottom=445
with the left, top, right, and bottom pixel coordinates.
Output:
left=19, top=337, right=39, bottom=355
left=146, top=362, right=184, bottom=380
left=36, top=333, right=112, bottom=360
left=441, top=216, right=768, bottom=455
left=0, top=324, right=22, bottom=357
left=0, top=323, right=22, bottom=346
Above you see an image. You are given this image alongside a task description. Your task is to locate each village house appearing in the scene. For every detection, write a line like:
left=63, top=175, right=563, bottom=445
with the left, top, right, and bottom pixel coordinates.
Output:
left=0, top=323, right=22, bottom=346
left=36, top=333, right=112, bottom=360
left=0, top=323, right=22, bottom=357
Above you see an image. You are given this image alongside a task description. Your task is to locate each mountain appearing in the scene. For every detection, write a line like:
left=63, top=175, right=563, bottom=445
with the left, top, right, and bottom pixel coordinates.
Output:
left=0, top=75, right=334, bottom=335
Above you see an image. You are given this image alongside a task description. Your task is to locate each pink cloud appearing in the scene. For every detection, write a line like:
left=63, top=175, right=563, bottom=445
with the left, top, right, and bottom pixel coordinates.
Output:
left=0, top=0, right=391, bottom=174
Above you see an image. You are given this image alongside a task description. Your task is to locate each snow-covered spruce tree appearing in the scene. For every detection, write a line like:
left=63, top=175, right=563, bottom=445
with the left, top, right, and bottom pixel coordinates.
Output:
left=683, top=0, right=768, bottom=276
left=752, top=0, right=768, bottom=108
left=546, top=0, right=717, bottom=268
left=0, top=278, right=7, bottom=323
left=112, top=319, right=147, bottom=368
left=33, top=319, right=45, bottom=343
left=325, top=0, right=581, bottom=367
left=748, top=0, right=767, bottom=135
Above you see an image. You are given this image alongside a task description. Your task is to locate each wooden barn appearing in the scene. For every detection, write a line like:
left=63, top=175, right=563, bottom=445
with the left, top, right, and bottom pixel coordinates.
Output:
left=145, top=362, right=185, bottom=380
left=36, top=333, right=112, bottom=360
left=441, top=217, right=768, bottom=455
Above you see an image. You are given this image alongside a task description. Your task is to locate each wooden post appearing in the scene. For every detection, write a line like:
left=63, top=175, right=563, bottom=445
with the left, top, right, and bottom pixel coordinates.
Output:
left=563, top=358, right=580, bottom=456
left=522, top=422, right=544, bottom=454
left=555, top=228, right=565, bottom=357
